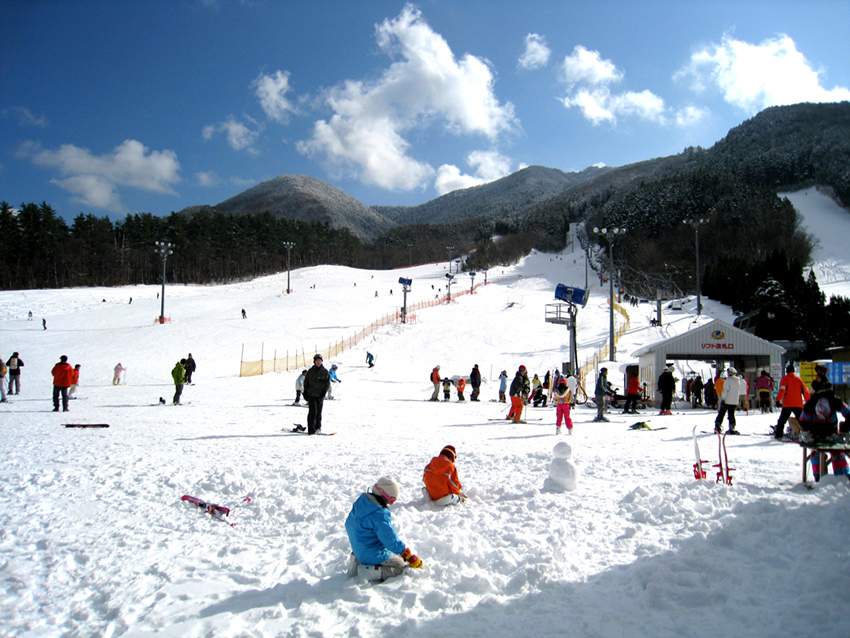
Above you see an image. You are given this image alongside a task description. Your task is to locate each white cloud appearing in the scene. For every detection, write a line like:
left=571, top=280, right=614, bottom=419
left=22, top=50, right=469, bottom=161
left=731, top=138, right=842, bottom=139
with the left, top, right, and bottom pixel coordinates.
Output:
left=518, top=34, right=550, bottom=70
left=676, top=33, right=850, bottom=113
left=435, top=150, right=511, bottom=195
left=202, top=116, right=260, bottom=154
left=254, top=70, right=298, bottom=123
left=561, top=87, right=666, bottom=125
left=195, top=171, right=218, bottom=187
left=1, top=106, right=49, bottom=128
left=297, top=4, right=517, bottom=191
left=561, top=45, right=623, bottom=86
left=674, top=104, right=710, bottom=127
left=18, top=139, right=180, bottom=212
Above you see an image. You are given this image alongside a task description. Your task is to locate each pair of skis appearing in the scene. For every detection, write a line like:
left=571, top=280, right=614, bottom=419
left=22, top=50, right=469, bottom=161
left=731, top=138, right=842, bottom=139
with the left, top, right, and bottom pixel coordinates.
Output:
left=692, top=426, right=733, bottom=484
left=181, top=494, right=252, bottom=526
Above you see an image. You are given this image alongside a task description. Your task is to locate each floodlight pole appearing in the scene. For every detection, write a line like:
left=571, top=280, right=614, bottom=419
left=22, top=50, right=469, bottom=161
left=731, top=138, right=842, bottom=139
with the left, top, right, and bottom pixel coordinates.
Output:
left=593, top=227, right=625, bottom=361
left=683, top=218, right=709, bottom=315
left=155, top=240, right=173, bottom=323
left=282, top=241, right=295, bottom=294
left=445, top=246, right=455, bottom=272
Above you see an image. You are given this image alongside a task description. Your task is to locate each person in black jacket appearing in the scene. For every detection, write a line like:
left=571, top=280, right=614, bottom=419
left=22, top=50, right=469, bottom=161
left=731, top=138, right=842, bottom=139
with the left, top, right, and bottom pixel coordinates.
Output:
left=184, top=354, right=196, bottom=384
left=303, top=353, right=331, bottom=434
left=469, top=364, right=482, bottom=402
left=6, top=352, right=24, bottom=395
left=658, top=365, right=676, bottom=415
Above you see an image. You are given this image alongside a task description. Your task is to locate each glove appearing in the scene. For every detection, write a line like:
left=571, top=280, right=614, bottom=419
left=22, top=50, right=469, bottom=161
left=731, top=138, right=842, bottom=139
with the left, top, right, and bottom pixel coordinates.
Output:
left=401, top=547, right=423, bottom=568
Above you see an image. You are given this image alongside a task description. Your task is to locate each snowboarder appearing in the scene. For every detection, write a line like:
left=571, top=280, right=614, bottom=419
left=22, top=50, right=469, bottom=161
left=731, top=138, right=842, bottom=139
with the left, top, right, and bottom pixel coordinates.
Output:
left=6, top=352, right=23, bottom=395
left=241, top=308, right=247, bottom=319
left=51, top=355, right=74, bottom=412
left=172, top=360, right=186, bottom=405
left=293, top=369, right=307, bottom=405
left=366, top=352, right=375, bottom=368
left=423, top=445, right=467, bottom=505
left=113, top=363, right=125, bottom=385
left=303, top=354, right=330, bottom=434
left=184, top=354, right=196, bottom=384
left=345, top=475, right=423, bottom=582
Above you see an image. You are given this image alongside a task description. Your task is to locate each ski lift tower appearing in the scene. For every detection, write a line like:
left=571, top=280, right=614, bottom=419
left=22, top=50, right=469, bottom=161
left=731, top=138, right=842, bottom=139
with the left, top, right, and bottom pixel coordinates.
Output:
left=399, top=277, right=412, bottom=323
left=545, top=284, right=588, bottom=375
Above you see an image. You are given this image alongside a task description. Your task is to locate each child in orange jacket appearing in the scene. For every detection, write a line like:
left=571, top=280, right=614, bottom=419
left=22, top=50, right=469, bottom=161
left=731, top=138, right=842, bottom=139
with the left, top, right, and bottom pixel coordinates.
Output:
left=423, top=445, right=467, bottom=506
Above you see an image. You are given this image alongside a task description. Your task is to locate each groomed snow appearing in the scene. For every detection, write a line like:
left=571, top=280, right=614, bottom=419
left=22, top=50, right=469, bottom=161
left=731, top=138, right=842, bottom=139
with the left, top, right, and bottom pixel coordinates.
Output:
left=2, top=187, right=849, bottom=638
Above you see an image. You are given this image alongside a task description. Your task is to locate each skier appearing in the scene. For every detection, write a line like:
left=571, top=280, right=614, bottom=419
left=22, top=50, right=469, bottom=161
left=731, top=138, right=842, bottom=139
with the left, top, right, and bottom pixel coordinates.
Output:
left=498, top=370, right=508, bottom=403
left=327, top=364, right=341, bottom=399
left=51, top=355, right=74, bottom=412
left=303, top=354, right=330, bottom=434
left=657, top=365, right=675, bottom=415
left=69, top=364, right=81, bottom=399
left=184, top=354, right=196, bottom=384
left=241, top=308, right=247, bottom=319
left=795, top=389, right=850, bottom=480
left=113, top=363, right=126, bottom=385
left=508, top=365, right=529, bottom=423
left=293, top=369, right=307, bottom=405
left=715, top=367, right=745, bottom=434
left=423, top=445, right=467, bottom=505
left=345, top=475, right=423, bottom=582
left=553, top=378, right=573, bottom=435
left=622, top=370, right=640, bottom=414
left=773, top=363, right=810, bottom=439
left=429, top=365, right=441, bottom=401
left=754, top=370, right=774, bottom=413
left=6, top=352, right=23, bottom=395
left=171, top=360, right=186, bottom=405
left=442, top=377, right=453, bottom=401
left=593, top=367, right=613, bottom=422
left=0, top=358, right=6, bottom=402
left=690, top=375, right=704, bottom=408
left=469, top=364, right=481, bottom=401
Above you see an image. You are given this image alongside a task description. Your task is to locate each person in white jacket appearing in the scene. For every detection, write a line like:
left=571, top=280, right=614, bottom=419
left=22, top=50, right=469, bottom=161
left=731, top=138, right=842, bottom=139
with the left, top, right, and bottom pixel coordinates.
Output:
left=714, top=367, right=745, bottom=434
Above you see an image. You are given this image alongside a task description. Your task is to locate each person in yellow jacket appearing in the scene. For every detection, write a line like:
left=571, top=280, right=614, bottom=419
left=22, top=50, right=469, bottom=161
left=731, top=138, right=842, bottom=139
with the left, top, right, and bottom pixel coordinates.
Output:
left=423, top=445, right=467, bottom=506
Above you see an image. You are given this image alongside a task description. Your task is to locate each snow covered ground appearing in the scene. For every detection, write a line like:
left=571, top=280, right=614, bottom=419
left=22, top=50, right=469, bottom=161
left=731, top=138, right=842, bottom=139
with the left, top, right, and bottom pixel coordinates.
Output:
left=2, top=187, right=849, bottom=638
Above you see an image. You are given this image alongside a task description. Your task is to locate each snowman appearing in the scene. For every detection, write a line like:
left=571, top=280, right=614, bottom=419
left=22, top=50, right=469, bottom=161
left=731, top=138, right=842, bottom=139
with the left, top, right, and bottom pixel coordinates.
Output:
left=543, top=441, right=578, bottom=492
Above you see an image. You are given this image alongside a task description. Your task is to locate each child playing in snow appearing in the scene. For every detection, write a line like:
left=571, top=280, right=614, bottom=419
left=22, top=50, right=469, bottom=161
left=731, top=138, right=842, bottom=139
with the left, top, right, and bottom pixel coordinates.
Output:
left=553, top=379, right=573, bottom=435
left=442, top=377, right=453, bottom=401
left=456, top=377, right=466, bottom=401
left=345, top=476, right=424, bottom=581
left=423, top=445, right=467, bottom=506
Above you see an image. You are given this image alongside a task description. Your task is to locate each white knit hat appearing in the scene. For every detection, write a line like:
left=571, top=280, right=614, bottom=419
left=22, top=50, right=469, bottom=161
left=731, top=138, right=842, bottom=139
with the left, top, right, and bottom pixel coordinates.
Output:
left=373, top=475, right=400, bottom=500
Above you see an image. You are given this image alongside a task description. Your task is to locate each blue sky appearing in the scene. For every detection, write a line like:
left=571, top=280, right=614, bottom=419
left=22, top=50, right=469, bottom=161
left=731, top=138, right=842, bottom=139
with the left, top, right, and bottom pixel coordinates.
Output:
left=2, top=0, right=849, bottom=221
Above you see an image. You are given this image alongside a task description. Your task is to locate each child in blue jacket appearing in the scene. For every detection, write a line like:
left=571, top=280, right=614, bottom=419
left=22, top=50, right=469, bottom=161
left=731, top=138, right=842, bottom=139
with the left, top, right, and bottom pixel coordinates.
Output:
left=345, top=476, right=423, bottom=581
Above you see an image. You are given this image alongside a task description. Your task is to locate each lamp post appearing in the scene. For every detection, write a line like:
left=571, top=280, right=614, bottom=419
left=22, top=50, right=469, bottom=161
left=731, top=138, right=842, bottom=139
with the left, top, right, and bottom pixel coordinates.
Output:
left=683, top=218, right=708, bottom=315
left=282, top=241, right=295, bottom=294
left=482, top=267, right=489, bottom=285
left=469, top=271, right=476, bottom=293
left=155, top=240, right=173, bottom=323
left=445, top=246, right=455, bottom=272
left=593, top=226, right=626, bottom=361
left=407, top=243, right=413, bottom=266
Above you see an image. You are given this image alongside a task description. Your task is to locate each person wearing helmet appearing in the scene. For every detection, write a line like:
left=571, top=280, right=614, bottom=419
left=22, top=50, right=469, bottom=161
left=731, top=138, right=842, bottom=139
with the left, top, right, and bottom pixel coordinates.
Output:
left=345, top=475, right=423, bottom=581
left=327, top=364, right=341, bottom=400
left=508, top=365, right=529, bottom=423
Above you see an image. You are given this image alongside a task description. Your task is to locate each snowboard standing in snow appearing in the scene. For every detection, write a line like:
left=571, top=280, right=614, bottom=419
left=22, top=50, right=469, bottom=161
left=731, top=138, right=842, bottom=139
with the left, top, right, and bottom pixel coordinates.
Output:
left=693, top=425, right=707, bottom=479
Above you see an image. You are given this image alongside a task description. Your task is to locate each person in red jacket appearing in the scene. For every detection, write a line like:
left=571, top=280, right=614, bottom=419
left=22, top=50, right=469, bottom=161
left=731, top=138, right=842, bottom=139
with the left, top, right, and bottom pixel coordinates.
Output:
left=774, top=363, right=811, bottom=439
left=51, top=355, right=75, bottom=412
left=423, top=445, right=467, bottom=506
left=429, top=365, right=441, bottom=401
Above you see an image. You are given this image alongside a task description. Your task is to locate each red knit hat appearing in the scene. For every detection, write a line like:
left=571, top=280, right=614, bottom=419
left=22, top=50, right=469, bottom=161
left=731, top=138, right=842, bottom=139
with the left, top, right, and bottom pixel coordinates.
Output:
left=440, top=445, right=456, bottom=462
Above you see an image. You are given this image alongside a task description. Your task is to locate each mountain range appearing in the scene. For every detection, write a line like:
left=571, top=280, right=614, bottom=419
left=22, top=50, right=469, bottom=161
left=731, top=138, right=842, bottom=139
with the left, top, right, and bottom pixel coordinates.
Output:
left=177, top=102, right=850, bottom=243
